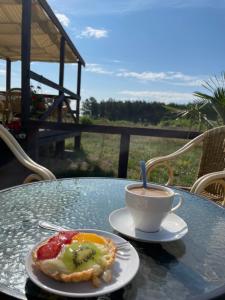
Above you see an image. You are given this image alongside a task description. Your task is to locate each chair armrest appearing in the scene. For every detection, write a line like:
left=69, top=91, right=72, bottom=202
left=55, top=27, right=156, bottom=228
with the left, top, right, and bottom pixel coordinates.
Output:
left=191, top=170, right=225, bottom=205
left=23, top=174, right=43, bottom=184
left=145, top=133, right=203, bottom=185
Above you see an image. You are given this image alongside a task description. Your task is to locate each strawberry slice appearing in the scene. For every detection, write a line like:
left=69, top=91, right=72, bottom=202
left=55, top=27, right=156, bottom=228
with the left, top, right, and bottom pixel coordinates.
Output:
left=49, top=231, right=78, bottom=245
left=37, top=231, right=79, bottom=260
left=37, top=242, right=62, bottom=260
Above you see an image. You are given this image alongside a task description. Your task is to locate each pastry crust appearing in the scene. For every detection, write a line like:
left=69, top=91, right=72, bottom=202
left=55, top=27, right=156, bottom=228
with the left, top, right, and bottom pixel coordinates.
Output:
left=32, top=235, right=117, bottom=283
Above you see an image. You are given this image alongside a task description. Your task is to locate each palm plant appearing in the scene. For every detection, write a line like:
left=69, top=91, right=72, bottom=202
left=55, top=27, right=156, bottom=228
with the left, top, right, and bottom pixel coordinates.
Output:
left=179, top=73, right=225, bottom=129
left=193, top=72, right=225, bottom=125
left=179, top=101, right=214, bottom=131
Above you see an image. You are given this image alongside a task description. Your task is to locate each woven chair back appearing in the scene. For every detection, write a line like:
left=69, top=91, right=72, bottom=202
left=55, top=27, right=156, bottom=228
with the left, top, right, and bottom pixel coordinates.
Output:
left=198, top=126, right=225, bottom=198
left=6, top=89, right=21, bottom=115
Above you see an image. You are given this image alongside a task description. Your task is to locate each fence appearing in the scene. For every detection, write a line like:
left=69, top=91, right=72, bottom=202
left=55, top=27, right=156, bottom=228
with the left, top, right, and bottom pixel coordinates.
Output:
left=30, top=120, right=201, bottom=178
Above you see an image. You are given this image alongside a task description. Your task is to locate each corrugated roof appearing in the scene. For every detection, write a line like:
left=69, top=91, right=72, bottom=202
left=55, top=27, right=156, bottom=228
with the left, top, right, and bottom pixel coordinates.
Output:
left=0, top=0, right=84, bottom=64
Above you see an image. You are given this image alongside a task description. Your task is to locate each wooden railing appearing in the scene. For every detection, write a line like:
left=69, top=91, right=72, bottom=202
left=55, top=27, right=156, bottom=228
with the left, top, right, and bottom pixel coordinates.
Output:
left=29, top=120, right=201, bottom=178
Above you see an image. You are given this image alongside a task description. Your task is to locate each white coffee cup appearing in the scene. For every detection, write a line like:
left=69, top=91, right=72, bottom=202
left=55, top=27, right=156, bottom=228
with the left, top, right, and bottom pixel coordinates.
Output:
left=125, top=183, right=183, bottom=232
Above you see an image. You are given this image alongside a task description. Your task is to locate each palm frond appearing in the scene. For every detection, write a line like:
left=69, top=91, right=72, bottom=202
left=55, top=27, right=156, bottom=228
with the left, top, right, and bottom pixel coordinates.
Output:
left=193, top=92, right=213, bottom=101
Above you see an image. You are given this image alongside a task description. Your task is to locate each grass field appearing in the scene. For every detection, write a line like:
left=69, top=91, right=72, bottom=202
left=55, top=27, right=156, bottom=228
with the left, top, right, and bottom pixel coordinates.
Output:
left=43, top=121, right=202, bottom=187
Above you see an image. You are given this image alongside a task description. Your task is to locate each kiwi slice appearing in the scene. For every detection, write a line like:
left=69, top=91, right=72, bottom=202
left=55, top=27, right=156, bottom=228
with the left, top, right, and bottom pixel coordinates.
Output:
left=60, top=242, right=103, bottom=272
left=73, top=245, right=96, bottom=267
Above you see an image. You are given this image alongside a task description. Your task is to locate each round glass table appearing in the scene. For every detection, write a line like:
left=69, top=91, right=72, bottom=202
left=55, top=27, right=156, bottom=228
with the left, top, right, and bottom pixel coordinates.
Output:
left=1, top=178, right=225, bottom=300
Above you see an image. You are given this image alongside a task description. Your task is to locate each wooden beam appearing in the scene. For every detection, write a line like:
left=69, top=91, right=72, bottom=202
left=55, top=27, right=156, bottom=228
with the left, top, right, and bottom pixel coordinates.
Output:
left=55, top=139, right=65, bottom=158
left=56, top=36, right=66, bottom=156
left=30, top=71, right=80, bottom=100
left=28, top=121, right=200, bottom=140
left=27, top=130, right=39, bottom=161
left=59, top=37, right=65, bottom=87
left=58, top=36, right=65, bottom=123
left=6, top=59, right=11, bottom=91
left=118, top=134, right=130, bottom=178
left=75, top=62, right=82, bottom=149
left=76, top=62, right=82, bottom=123
left=40, top=93, right=65, bottom=121
left=21, top=0, right=32, bottom=126
left=31, top=93, right=72, bottom=101
left=64, top=98, right=77, bottom=123
left=74, top=134, right=81, bottom=150
left=38, top=130, right=80, bottom=145
left=38, top=0, right=85, bottom=66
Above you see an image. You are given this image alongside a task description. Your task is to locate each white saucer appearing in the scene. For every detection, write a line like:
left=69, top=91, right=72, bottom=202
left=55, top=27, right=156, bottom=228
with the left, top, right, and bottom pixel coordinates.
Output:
left=109, top=207, right=188, bottom=243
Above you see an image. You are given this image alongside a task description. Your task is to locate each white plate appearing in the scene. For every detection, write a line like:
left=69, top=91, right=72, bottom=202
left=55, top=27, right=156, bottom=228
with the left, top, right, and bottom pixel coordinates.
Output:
left=109, top=207, right=188, bottom=242
left=25, top=229, right=139, bottom=298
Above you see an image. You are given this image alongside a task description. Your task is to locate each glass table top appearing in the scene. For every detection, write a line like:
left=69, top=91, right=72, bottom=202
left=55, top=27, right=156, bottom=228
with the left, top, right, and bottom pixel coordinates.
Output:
left=0, top=178, right=225, bottom=300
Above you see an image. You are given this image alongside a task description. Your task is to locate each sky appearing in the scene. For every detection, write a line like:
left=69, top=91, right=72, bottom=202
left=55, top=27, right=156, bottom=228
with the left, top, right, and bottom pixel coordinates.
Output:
left=1, top=0, right=225, bottom=104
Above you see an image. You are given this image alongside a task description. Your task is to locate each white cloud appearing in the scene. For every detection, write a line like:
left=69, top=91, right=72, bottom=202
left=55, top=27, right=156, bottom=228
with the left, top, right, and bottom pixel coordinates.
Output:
left=119, top=90, right=193, bottom=104
left=86, top=63, right=113, bottom=75
left=84, top=62, right=204, bottom=89
left=171, top=79, right=203, bottom=87
left=55, top=13, right=70, bottom=27
left=117, top=70, right=203, bottom=87
left=117, top=71, right=166, bottom=81
left=79, top=27, right=108, bottom=39
left=84, top=64, right=203, bottom=87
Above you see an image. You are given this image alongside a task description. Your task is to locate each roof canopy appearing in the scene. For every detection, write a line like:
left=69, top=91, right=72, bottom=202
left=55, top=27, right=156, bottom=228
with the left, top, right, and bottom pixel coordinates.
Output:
left=0, top=0, right=85, bottom=64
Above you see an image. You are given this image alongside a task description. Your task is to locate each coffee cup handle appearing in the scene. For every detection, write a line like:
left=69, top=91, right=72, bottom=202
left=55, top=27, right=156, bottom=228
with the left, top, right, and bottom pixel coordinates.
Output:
left=171, top=193, right=183, bottom=212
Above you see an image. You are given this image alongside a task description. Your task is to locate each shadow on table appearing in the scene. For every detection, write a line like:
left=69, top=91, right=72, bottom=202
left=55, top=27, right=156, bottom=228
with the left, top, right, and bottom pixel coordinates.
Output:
left=114, top=232, right=186, bottom=259
left=126, top=237, right=217, bottom=298
left=25, top=278, right=137, bottom=300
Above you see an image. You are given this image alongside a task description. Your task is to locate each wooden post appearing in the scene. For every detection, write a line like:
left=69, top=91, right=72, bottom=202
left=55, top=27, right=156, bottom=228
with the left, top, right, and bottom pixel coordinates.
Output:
left=75, top=62, right=82, bottom=150
left=6, top=59, right=11, bottom=92
left=76, top=62, right=82, bottom=123
left=58, top=36, right=65, bottom=122
left=6, top=59, right=11, bottom=124
left=27, top=130, right=39, bottom=161
left=20, top=0, right=32, bottom=154
left=21, top=0, right=31, bottom=128
left=118, top=133, right=130, bottom=178
left=55, top=36, right=65, bottom=157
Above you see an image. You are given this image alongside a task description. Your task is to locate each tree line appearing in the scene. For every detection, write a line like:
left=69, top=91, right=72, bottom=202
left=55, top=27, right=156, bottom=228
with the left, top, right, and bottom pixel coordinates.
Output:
left=82, top=97, right=185, bottom=125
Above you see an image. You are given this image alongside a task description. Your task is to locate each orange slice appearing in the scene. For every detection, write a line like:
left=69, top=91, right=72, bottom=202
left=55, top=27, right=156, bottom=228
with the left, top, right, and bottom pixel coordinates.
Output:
left=72, top=232, right=107, bottom=245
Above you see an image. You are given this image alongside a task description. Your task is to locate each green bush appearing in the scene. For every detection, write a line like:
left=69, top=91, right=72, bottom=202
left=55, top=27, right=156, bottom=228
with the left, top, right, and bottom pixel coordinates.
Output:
left=158, top=118, right=200, bottom=130
left=80, top=116, right=93, bottom=125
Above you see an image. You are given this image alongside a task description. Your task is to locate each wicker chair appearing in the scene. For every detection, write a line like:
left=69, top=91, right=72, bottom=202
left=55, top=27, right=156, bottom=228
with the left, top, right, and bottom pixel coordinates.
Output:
left=145, top=126, right=225, bottom=206
left=6, top=88, right=22, bottom=119
left=0, top=124, right=56, bottom=183
left=0, top=92, right=12, bottom=124
left=0, top=89, right=21, bottom=124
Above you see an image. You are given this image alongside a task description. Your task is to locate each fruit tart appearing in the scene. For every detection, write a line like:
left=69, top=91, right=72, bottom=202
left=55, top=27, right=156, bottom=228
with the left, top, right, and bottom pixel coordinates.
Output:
left=32, top=231, right=117, bottom=287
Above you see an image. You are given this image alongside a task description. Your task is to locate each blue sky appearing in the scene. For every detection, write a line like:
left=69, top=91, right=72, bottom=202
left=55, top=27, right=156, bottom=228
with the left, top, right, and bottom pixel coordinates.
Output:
left=1, top=0, right=225, bottom=104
